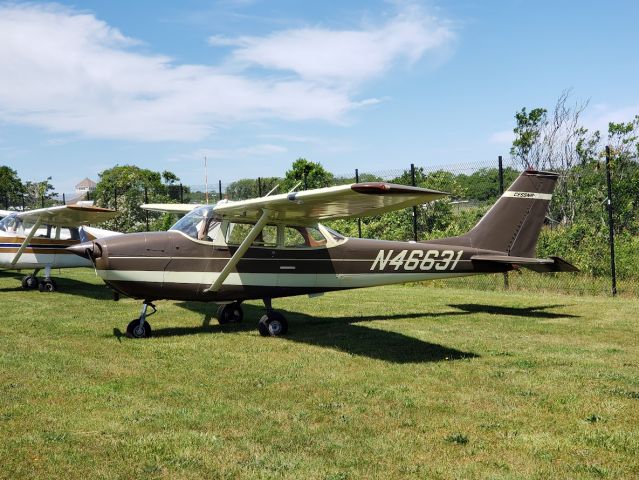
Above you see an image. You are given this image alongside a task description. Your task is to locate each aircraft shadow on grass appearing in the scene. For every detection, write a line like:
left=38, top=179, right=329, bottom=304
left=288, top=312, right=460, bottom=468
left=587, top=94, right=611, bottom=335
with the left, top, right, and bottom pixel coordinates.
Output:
left=447, top=303, right=579, bottom=319
left=150, top=301, right=578, bottom=363
left=148, top=302, right=476, bottom=364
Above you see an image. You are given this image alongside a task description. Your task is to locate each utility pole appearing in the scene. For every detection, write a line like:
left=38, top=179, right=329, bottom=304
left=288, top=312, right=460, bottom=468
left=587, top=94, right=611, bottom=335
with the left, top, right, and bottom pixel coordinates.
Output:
left=204, top=156, right=209, bottom=204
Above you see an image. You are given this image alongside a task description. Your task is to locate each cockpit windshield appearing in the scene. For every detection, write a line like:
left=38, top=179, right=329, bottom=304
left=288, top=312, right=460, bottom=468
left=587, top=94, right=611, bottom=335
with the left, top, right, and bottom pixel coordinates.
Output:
left=0, top=214, right=22, bottom=234
left=169, top=206, right=220, bottom=241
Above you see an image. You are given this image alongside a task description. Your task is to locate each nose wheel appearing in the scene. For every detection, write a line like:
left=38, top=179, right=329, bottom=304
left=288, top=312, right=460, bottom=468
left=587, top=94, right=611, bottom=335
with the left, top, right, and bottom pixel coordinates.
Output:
left=126, top=301, right=156, bottom=339
left=21, top=274, right=39, bottom=290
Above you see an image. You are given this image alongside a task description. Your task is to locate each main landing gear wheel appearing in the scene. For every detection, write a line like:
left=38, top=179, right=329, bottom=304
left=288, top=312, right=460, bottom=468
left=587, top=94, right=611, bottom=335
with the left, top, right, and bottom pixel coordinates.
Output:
left=126, top=318, right=152, bottom=338
left=217, top=302, right=243, bottom=324
left=38, top=278, right=57, bottom=292
left=21, top=275, right=38, bottom=290
left=258, top=311, right=288, bottom=337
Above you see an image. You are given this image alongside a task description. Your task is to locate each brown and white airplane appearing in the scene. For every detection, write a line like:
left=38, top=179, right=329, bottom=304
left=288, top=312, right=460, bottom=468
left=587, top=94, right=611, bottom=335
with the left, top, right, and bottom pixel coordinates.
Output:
left=0, top=204, right=118, bottom=291
left=68, top=170, right=577, bottom=338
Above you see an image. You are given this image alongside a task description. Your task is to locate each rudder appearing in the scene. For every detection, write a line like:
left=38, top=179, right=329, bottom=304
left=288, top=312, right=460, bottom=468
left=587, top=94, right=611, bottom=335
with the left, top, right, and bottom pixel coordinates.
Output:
left=431, top=170, right=559, bottom=257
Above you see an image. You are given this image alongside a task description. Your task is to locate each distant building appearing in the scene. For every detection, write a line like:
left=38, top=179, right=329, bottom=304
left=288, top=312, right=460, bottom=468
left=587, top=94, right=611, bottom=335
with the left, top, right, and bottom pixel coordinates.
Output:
left=75, top=178, right=96, bottom=195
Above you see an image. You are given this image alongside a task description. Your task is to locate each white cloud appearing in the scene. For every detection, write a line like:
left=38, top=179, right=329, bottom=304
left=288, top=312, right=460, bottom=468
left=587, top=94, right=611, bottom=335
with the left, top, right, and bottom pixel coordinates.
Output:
left=210, top=4, right=453, bottom=85
left=489, top=129, right=514, bottom=145
left=0, top=3, right=454, bottom=142
left=257, top=133, right=319, bottom=143
left=174, top=143, right=288, bottom=162
left=583, top=104, right=639, bottom=135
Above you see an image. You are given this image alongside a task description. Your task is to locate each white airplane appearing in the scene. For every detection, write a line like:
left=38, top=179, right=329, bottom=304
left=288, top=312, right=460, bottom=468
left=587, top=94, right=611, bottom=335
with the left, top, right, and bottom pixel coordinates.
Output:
left=0, top=204, right=119, bottom=291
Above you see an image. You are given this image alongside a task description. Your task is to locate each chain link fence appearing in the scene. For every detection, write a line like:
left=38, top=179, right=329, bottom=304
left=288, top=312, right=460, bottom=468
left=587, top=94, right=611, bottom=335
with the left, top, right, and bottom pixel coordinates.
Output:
left=2, top=155, right=634, bottom=297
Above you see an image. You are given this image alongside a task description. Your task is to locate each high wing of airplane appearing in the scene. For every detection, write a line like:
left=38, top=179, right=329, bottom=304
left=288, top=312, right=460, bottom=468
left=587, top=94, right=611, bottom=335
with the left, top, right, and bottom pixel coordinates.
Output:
left=0, top=204, right=120, bottom=291
left=69, top=172, right=577, bottom=339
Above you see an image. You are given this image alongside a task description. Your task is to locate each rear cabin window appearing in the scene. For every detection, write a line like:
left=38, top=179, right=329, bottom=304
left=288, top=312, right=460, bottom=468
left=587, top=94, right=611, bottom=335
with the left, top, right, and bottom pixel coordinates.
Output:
left=284, top=226, right=327, bottom=248
left=226, top=223, right=277, bottom=247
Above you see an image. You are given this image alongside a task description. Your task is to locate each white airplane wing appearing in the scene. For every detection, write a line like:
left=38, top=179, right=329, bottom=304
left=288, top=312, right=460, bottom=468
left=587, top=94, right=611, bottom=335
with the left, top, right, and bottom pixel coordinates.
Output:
left=212, top=183, right=447, bottom=223
left=141, top=203, right=201, bottom=214
left=15, top=205, right=117, bottom=227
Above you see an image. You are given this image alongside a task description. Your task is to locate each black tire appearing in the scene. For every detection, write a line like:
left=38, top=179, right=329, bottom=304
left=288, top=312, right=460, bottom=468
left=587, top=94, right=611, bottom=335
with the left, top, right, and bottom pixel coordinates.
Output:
left=126, top=318, right=152, bottom=339
left=38, top=279, right=57, bottom=292
left=258, top=312, right=288, bottom=337
left=21, top=275, right=38, bottom=290
left=217, top=302, right=243, bottom=324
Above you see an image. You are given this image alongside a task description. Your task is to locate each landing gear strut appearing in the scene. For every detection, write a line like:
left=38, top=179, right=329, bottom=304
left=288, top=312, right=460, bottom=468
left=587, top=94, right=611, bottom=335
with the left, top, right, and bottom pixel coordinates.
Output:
left=126, top=301, right=156, bottom=339
left=217, top=301, right=243, bottom=324
left=258, top=298, right=288, bottom=337
left=37, top=266, right=57, bottom=292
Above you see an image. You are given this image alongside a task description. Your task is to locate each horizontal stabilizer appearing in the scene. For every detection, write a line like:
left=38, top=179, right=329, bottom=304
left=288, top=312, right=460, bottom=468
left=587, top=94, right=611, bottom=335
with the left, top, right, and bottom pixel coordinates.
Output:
left=471, top=255, right=579, bottom=273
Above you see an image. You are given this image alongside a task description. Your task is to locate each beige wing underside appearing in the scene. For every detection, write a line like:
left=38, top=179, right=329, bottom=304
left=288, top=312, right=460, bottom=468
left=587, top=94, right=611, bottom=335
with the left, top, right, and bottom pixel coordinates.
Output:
left=213, top=183, right=447, bottom=223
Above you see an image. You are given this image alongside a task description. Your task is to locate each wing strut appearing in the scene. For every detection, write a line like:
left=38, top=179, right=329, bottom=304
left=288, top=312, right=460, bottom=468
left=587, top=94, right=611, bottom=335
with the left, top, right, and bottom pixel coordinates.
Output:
left=204, top=209, right=270, bottom=293
left=10, top=216, right=43, bottom=266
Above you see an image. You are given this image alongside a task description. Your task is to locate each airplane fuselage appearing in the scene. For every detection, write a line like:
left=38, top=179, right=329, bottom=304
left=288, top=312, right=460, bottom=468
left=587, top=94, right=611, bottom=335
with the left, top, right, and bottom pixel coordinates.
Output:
left=93, top=231, right=510, bottom=302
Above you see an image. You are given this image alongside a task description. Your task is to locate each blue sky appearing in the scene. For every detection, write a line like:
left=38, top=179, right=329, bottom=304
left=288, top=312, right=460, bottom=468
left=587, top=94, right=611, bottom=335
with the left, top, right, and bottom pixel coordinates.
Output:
left=1, top=0, right=638, bottom=193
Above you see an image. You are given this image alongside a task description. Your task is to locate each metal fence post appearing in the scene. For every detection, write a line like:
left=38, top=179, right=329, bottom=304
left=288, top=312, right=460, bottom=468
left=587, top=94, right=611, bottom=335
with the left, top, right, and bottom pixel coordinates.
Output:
left=62, top=193, right=66, bottom=205
left=258, top=177, right=263, bottom=197
left=498, top=155, right=505, bottom=194
left=114, top=187, right=117, bottom=211
left=410, top=163, right=418, bottom=241
left=144, top=186, right=149, bottom=231
left=498, top=155, right=509, bottom=290
left=605, top=146, right=617, bottom=296
left=41, top=195, right=44, bottom=208
left=218, top=180, right=222, bottom=201
left=180, top=183, right=184, bottom=203
left=355, top=168, right=362, bottom=238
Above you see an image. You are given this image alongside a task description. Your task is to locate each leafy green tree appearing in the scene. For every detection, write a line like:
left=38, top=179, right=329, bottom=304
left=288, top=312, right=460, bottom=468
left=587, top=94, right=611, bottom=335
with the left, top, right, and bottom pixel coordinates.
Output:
left=510, top=107, right=547, bottom=168
left=457, top=167, right=519, bottom=202
left=0, top=166, right=24, bottom=209
left=94, top=165, right=179, bottom=232
left=282, top=158, right=334, bottom=191
left=225, top=177, right=281, bottom=200
left=24, top=177, right=56, bottom=209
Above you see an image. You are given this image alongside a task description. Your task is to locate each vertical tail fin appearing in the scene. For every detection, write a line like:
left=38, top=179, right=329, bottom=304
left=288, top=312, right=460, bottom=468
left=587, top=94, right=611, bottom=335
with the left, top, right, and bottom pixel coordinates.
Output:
left=433, top=170, right=559, bottom=256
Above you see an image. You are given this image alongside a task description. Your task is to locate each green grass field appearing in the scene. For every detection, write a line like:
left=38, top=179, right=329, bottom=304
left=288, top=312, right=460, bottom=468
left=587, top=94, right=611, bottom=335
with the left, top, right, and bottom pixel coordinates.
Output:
left=1, top=269, right=638, bottom=479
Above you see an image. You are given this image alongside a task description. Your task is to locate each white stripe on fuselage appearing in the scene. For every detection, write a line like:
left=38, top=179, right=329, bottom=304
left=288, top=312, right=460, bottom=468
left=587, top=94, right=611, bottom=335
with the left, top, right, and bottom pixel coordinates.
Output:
left=0, top=251, right=91, bottom=269
left=98, top=269, right=473, bottom=289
